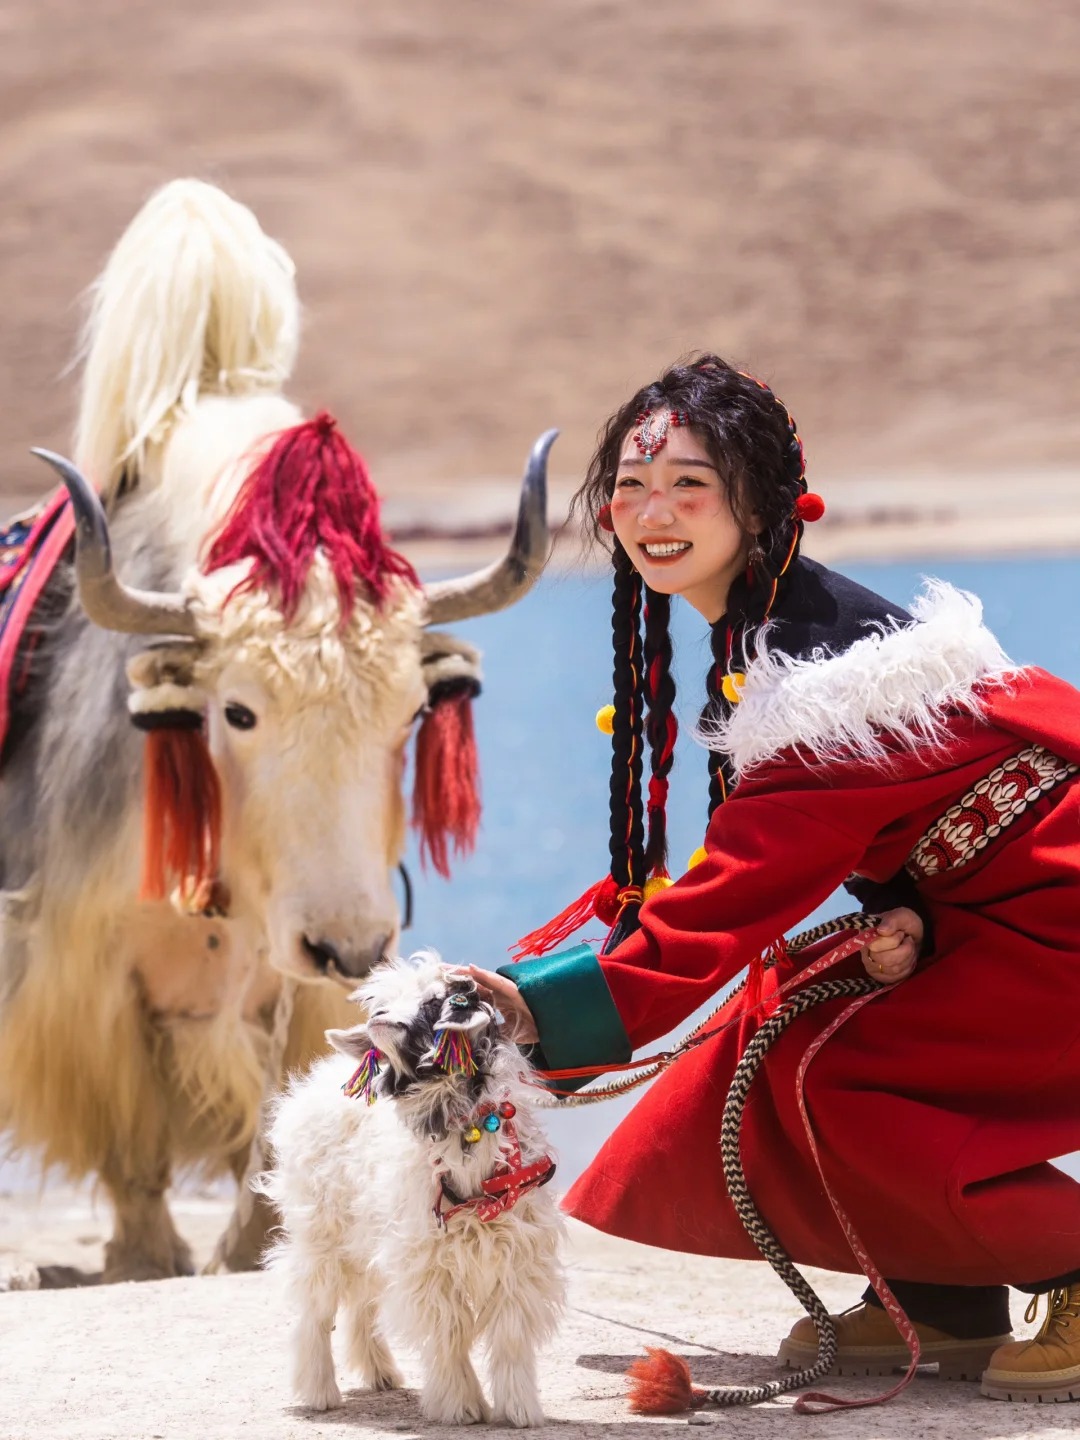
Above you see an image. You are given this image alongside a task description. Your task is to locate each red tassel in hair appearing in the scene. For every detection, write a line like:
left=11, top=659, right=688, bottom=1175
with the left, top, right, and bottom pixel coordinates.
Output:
left=626, top=1348, right=703, bottom=1414
left=140, top=728, right=222, bottom=912
left=510, top=875, right=623, bottom=961
left=204, top=413, right=419, bottom=621
left=412, top=691, right=481, bottom=879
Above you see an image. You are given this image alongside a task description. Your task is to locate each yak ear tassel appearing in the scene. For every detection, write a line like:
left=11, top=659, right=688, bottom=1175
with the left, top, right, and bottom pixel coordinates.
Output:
left=412, top=691, right=481, bottom=879
left=140, top=726, right=222, bottom=913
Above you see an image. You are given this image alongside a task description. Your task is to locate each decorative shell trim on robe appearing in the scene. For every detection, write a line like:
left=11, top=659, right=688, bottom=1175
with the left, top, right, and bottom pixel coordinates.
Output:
left=705, top=580, right=1021, bottom=779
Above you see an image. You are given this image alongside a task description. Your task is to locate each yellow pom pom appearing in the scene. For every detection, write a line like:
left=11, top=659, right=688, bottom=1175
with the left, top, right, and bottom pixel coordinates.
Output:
left=595, top=704, right=616, bottom=735
left=644, top=876, right=674, bottom=901
left=721, top=671, right=746, bottom=704
left=687, top=846, right=708, bottom=870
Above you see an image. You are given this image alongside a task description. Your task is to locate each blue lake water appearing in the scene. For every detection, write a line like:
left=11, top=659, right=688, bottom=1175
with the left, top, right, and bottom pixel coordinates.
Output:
left=407, top=555, right=1080, bottom=1187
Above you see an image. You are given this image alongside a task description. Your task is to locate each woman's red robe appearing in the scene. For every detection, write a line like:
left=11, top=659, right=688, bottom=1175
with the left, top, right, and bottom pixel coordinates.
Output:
left=505, top=585, right=1080, bottom=1287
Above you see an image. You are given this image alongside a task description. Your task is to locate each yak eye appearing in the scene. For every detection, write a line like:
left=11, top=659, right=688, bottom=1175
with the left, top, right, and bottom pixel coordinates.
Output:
left=224, top=701, right=258, bottom=731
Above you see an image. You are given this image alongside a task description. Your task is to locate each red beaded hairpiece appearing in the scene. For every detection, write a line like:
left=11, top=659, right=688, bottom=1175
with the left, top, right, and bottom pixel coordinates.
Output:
left=632, top=407, right=689, bottom=463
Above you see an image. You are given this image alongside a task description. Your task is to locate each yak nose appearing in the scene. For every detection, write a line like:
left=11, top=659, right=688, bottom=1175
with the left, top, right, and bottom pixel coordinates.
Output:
left=301, top=934, right=392, bottom=980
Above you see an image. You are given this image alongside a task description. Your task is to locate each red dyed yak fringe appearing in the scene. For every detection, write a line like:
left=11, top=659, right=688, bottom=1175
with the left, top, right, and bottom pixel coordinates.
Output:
left=140, top=728, right=222, bottom=911
left=412, top=693, right=481, bottom=878
left=204, top=413, right=419, bottom=621
left=626, top=1348, right=703, bottom=1414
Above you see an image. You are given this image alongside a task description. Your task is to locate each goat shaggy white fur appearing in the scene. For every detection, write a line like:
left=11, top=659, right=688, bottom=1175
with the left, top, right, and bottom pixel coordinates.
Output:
left=261, top=956, right=565, bottom=1427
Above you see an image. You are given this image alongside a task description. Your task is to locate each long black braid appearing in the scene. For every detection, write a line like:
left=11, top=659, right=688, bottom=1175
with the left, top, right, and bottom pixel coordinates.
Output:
left=608, top=545, right=646, bottom=894
left=642, top=586, right=677, bottom=876
left=706, top=620, right=735, bottom=816
left=705, top=386, right=809, bottom=822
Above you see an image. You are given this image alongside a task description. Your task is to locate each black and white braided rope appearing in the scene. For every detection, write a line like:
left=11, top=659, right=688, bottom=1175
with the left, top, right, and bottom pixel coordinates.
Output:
left=704, top=973, right=878, bottom=1407
left=554, top=912, right=880, bottom=1108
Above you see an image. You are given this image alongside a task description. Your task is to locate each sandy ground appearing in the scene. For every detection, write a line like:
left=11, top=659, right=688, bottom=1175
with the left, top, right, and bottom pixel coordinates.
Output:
left=1, top=1190, right=1073, bottom=1440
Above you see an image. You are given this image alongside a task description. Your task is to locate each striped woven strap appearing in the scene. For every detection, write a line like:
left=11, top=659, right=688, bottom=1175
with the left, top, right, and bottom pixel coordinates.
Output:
left=906, top=744, right=1078, bottom=881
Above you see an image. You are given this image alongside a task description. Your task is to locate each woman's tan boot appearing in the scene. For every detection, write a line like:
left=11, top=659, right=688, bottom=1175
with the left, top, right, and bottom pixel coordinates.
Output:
left=778, top=1301, right=1011, bottom=1382
left=980, top=1286, right=1080, bottom=1403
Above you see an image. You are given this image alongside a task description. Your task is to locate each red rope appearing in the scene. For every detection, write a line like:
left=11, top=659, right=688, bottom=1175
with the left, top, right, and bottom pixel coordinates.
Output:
left=792, top=993, right=921, bottom=1413
left=535, top=928, right=880, bottom=1091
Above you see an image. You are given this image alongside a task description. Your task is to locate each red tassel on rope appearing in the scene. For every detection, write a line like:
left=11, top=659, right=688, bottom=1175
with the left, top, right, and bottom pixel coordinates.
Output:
left=626, top=1348, right=703, bottom=1414
left=140, top=727, right=222, bottom=911
left=742, top=950, right=766, bottom=1020
left=412, top=691, right=481, bottom=879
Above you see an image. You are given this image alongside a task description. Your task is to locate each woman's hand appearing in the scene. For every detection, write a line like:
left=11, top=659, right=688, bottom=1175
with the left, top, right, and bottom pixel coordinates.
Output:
left=450, top=964, right=540, bottom=1045
left=863, top=906, right=923, bottom=984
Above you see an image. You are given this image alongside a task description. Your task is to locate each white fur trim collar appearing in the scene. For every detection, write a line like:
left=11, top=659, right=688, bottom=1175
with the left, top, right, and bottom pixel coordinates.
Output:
left=706, top=581, right=1019, bottom=778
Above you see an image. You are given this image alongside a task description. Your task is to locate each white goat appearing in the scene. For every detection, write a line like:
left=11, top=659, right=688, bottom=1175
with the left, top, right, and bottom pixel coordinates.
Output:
left=261, top=957, right=565, bottom=1427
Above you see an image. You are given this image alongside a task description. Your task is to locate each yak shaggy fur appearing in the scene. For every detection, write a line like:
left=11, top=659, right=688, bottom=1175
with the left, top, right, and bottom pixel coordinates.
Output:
left=262, top=958, right=565, bottom=1428
left=0, top=180, right=429, bottom=1282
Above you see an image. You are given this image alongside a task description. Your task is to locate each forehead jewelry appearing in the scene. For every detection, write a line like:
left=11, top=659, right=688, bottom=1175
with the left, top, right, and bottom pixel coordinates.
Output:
left=633, top=409, right=689, bottom=463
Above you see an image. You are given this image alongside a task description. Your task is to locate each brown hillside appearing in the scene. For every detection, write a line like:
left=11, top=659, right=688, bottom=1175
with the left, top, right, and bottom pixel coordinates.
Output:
left=2, top=0, right=1078, bottom=520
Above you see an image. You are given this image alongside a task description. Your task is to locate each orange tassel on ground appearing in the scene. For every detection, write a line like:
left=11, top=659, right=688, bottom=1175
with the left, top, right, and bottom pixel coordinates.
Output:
left=140, top=727, right=222, bottom=911
left=626, top=1347, right=703, bottom=1414
left=412, top=693, right=481, bottom=878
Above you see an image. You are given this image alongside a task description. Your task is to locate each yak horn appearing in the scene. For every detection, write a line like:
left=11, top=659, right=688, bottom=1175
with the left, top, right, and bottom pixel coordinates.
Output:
left=30, top=448, right=198, bottom=637
left=422, top=429, right=557, bottom=627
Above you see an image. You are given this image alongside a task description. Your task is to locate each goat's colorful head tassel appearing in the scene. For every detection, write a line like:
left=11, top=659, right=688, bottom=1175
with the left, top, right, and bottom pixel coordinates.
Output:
left=432, top=1027, right=479, bottom=1077
left=342, top=1047, right=382, bottom=1104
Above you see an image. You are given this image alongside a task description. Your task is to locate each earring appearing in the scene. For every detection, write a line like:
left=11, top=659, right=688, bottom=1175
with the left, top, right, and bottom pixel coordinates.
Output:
left=598, top=503, right=615, bottom=533
left=747, top=538, right=766, bottom=575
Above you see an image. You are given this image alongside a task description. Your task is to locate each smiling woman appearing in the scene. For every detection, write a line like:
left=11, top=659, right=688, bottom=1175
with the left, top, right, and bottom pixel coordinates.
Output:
left=609, top=424, right=754, bottom=623
left=479, top=352, right=1080, bottom=1412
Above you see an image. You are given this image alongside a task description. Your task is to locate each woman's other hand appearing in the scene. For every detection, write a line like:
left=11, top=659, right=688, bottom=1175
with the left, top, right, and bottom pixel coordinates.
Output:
left=450, top=964, right=540, bottom=1045
left=862, top=906, right=923, bottom=984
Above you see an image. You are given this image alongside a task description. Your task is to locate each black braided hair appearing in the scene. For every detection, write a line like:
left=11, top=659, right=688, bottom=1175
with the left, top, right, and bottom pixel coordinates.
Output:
left=607, top=545, right=646, bottom=893
left=642, top=586, right=676, bottom=875
left=706, top=620, right=735, bottom=818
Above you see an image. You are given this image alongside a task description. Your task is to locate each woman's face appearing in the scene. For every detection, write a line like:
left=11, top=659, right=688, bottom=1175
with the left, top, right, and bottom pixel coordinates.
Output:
left=610, top=416, right=753, bottom=622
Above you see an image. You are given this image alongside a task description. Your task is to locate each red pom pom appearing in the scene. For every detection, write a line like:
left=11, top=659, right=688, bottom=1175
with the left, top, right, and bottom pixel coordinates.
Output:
left=598, top=503, right=615, bottom=533
left=593, top=875, right=622, bottom=925
left=626, top=1348, right=701, bottom=1415
left=795, top=492, right=825, bottom=523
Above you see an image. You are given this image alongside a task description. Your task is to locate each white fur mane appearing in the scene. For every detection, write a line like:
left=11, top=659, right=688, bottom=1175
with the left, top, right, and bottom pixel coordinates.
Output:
left=707, top=580, right=1019, bottom=778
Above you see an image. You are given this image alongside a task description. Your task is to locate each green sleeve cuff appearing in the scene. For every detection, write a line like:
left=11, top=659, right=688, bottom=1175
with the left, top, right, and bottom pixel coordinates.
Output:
left=496, top=942, right=631, bottom=1093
